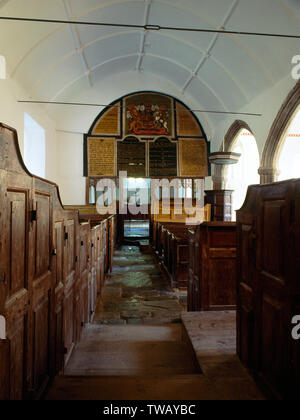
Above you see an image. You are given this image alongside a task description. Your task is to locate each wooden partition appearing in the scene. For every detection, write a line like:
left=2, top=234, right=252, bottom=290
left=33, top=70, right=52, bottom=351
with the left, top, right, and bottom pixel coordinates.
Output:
left=151, top=200, right=210, bottom=289
left=152, top=222, right=196, bottom=289
left=237, top=180, right=300, bottom=400
left=188, top=222, right=237, bottom=311
left=0, top=124, right=116, bottom=400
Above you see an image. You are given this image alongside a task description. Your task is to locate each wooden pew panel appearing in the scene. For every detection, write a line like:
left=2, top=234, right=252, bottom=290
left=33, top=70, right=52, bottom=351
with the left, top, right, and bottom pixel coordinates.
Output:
left=0, top=123, right=117, bottom=400
left=237, top=180, right=300, bottom=400
left=188, top=222, right=237, bottom=312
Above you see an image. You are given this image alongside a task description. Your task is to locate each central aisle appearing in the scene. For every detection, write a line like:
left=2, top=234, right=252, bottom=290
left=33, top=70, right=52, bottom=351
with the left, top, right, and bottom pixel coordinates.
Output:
left=45, top=245, right=265, bottom=400
left=94, top=245, right=186, bottom=325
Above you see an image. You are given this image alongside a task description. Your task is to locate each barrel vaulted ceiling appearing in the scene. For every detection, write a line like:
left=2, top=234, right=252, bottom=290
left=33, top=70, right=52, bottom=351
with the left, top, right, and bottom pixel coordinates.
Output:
left=0, top=0, right=299, bottom=133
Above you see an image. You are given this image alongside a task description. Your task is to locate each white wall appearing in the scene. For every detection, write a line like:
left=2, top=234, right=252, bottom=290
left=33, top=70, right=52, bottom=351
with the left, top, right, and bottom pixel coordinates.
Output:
left=52, top=73, right=298, bottom=205
left=0, top=76, right=57, bottom=183
left=55, top=75, right=296, bottom=204
left=56, top=131, right=86, bottom=205
left=1, top=70, right=295, bottom=205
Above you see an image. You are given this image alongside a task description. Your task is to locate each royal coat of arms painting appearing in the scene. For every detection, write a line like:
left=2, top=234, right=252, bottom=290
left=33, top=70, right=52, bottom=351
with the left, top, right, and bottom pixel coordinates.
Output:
left=124, top=93, right=174, bottom=137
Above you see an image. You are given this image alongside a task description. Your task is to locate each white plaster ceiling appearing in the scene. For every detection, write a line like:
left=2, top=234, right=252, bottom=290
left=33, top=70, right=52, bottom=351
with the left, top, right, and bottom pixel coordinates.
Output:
left=0, top=0, right=299, bottom=134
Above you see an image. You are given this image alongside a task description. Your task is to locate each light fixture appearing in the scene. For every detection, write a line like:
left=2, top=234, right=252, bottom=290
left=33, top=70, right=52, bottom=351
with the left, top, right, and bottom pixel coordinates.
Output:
left=209, top=138, right=241, bottom=165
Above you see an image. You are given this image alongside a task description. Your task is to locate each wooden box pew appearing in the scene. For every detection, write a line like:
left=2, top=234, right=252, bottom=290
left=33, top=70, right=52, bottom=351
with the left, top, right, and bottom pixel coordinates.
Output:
left=76, top=213, right=117, bottom=274
left=167, top=227, right=191, bottom=289
left=188, top=227, right=198, bottom=312
left=151, top=201, right=211, bottom=261
left=0, top=124, right=115, bottom=400
left=155, top=222, right=196, bottom=289
left=77, top=223, right=90, bottom=340
left=237, top=179, right=300, bottom=400
left=188, top=222, right=237, bottom=312
left=108, top=215, right=118, bottom=273
left=65, top=206, right=118, bottom=276
left=152, top=220, right=160, bottom=255
left=88, top=226, right=99, bottom=322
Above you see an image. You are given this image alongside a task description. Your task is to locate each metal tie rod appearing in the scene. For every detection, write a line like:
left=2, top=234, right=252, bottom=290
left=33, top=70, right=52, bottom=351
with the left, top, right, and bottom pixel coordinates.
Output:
left=18, top=100, right=262, bottom=117
left=1, top=16, right=300, bottom=39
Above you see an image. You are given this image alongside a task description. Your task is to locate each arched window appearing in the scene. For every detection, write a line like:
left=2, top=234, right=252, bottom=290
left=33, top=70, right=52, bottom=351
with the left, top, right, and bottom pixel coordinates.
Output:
left=260, top=81, right=300, bottom=184
left=225, top=129, right=260, bottom=220
left=277, top=107, right=300, bottom=181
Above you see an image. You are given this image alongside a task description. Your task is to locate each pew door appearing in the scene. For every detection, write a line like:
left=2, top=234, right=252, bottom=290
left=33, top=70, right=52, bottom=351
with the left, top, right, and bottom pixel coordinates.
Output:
left=79, top=225, right=90, bottom=325
left=63, top=218, right=77, bottom=364
left=53, top=218, right=65, bottom=374
left=255, top=186, right=292, bottom=398
left=31, top=185, right=53, bottom=397
left=0, top=173, right=32, bottom=400
left=237, top=214, right=257, bottom=371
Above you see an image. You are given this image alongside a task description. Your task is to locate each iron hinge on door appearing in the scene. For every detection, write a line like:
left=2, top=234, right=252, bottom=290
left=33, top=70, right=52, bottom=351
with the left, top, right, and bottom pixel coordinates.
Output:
left=64, top=227, right=69, bottom=241
left=30, top=199, right=37, bottom=223
left=30, top=210, right=37, bottom=222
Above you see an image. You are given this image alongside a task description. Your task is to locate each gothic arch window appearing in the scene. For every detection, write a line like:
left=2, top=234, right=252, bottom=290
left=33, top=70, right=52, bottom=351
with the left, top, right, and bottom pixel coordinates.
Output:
left=225, top=128, right=260, bottom=221
left=276, top=106, right=300, bottom=181
left=260, top=80, right=300, bottom=183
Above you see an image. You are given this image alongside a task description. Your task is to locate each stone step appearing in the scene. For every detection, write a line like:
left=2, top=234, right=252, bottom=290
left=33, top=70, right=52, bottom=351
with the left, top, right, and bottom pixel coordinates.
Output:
left=65, top=342, right=199, bottom=376
left=80, top=324, right=183, bottom=342
left=64, top=324, right=200, bottom=376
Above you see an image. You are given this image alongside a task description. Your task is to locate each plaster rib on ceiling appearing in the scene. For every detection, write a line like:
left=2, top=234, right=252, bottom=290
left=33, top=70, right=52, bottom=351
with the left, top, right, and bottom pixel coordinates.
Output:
left=49, top=52, right=228, bottom=113
left=136, top=0, right=152, bottom=72
left=276, top=0, right=300, bottom=25
left=29, top=29, right=250, bottom=104
left=7, top=0, right=279, bottom=97
left=181, top=0, right=240, bottom=93
left=0, top=0, right=298, bottom=127
left=62, top=0, right=93, bottom=87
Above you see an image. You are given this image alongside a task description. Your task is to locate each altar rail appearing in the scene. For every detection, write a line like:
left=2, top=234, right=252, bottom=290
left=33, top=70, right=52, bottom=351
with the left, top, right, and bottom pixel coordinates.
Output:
left=0, top=124, right=117, bottom=400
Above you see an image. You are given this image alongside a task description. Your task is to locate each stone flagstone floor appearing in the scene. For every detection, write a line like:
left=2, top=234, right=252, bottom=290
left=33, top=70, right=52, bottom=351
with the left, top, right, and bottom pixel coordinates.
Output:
left=94, top=245, right=186, bottom=325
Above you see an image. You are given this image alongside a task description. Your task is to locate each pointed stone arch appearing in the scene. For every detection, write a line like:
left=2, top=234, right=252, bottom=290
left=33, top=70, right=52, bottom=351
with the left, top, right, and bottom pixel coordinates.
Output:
left=259, top=80, right=300, bottom=184
left=213, top=120, right=254, bottom=189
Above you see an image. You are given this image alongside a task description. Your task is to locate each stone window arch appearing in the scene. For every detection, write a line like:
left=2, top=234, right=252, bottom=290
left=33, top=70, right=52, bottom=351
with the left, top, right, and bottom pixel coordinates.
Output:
left=218, top=123, right=260, bottom=220
left=260, top=80, right=300, bottom=183
left=212, top=120, right=255, bottom=190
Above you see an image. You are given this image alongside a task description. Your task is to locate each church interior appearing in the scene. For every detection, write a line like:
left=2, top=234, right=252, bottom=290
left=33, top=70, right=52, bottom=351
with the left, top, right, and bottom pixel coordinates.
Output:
left=0, top=0, right=299, bottom=401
